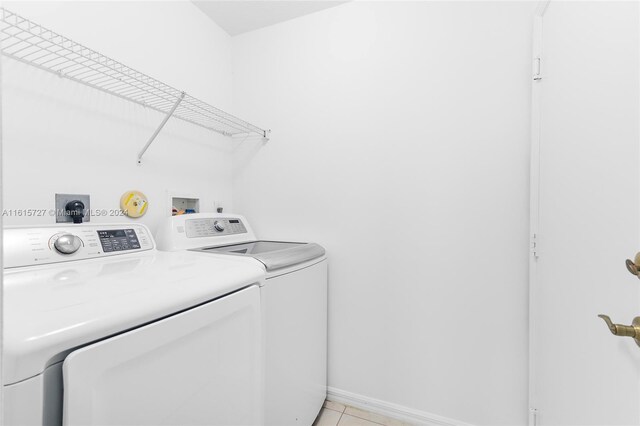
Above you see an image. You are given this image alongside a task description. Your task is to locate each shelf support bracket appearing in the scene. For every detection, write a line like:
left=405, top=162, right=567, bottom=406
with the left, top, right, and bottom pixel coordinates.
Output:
left=137, top=91, right=186, bottom=164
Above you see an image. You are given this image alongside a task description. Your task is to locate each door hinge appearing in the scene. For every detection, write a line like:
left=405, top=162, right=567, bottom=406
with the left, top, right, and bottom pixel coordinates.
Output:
left=531, top=233, right=539, bottom=259
left=529, top=407, right=538, bottom=426
left=533, top=57, right=542, bottom=80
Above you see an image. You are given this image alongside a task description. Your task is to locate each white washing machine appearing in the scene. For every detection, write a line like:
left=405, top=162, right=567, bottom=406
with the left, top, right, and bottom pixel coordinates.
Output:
left=155, top=213, right=328, bottom=426
left=3, top=223, right=265, bottom=426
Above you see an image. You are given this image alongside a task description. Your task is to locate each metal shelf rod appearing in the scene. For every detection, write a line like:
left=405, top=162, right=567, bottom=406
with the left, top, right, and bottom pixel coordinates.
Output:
left=137, top=92, right=186, bottom=164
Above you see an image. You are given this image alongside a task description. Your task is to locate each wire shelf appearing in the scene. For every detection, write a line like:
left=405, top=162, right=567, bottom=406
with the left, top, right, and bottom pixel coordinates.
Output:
left=0, top=7, right=268, bottom=155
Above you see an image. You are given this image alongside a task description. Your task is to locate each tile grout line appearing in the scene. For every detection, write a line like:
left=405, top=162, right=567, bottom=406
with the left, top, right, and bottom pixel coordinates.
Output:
left=325, top=401, right=398, bottom=426
left=351, top=414, right=385, bottom=425
left=340, top=409, right=387, bottom=426
left=343, top=405, right=389, bottom=426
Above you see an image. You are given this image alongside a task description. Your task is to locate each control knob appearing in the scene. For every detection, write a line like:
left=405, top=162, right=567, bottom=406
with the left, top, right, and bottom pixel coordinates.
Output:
left=214, top=221, right=225, bottom=232
left=54, top=234, right=82, bottom=254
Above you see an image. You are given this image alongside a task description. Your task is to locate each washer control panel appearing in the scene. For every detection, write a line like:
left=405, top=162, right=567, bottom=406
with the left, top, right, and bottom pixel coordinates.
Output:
left=185, top=218, right=247, bottom=238
left=4, top=224, right=154, bottom=268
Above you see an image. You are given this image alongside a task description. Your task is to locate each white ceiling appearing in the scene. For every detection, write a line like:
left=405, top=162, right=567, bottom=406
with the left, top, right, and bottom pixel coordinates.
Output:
left=193, top=1, right=348, bottom=36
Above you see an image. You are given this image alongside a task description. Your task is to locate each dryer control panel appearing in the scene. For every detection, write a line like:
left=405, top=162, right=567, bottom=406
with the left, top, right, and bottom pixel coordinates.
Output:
left=4, top=224, right=154, bottom=268
left=97, top=229, right=142, bottom=252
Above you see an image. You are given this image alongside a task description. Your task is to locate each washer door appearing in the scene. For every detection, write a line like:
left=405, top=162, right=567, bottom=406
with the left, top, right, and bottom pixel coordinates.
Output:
left=62, top=285, right=262, bottom=426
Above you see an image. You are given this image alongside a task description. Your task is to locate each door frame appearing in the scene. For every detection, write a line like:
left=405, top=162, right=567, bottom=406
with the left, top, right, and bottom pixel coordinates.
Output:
left=528, top=2, right=550, bottom=425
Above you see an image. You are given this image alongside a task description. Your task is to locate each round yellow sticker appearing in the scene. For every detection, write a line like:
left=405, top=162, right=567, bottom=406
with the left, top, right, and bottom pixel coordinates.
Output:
left=120, top=190, right=148, bottom=218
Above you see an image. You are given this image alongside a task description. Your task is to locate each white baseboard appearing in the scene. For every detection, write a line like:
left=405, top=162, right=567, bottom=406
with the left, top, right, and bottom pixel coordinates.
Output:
left=326, top=387, right=474, bottom=426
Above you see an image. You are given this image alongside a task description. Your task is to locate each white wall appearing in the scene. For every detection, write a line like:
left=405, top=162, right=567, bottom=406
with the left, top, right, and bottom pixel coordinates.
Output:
left=2, top=1, right=234, bottom=233
left=231, top=2, right=536, bottom=425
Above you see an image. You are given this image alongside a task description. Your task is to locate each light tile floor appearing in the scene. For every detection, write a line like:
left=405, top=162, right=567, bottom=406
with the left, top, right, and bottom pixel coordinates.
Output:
left=313, top=400, right=413, bottom=426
